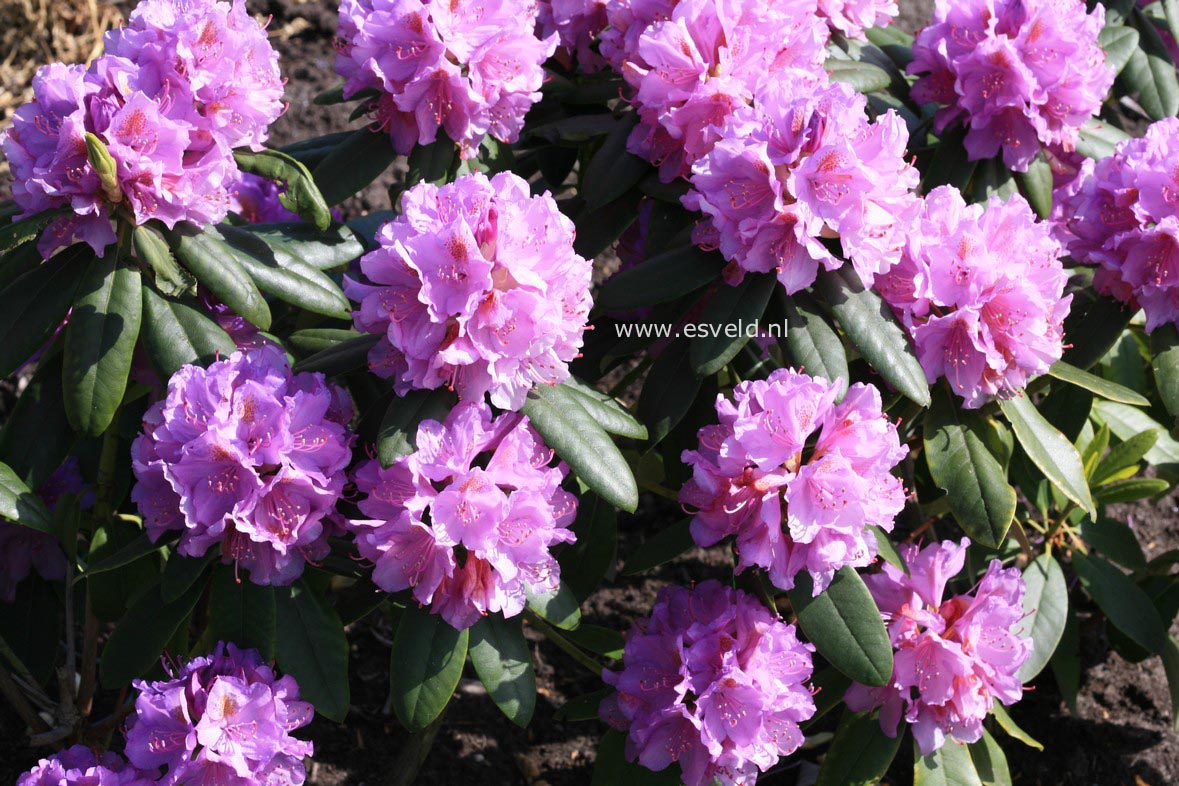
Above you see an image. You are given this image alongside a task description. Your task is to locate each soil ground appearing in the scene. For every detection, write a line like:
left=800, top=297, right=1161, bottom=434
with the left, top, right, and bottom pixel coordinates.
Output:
left=3, top=0, right=1179, bottom=784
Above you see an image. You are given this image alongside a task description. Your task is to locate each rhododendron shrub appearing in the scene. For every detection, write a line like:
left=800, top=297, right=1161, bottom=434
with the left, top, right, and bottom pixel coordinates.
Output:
left=4, top=0, right=1179, bottom=783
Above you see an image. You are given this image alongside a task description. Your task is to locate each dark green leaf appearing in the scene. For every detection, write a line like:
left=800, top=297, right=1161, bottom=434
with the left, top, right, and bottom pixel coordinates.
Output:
left=1016, top=155, right=1054, bottom=219
left=870, top=525, right=908, bottom=574
left=1076, top=118, right=1133, bottom=160
left=559, top=492, right=618, bottom=601
left=237, top=222, right=365, bottom=271
left=826, top=59, right=892, bottom=93
left=85, top=519, right=159, bottom=622
left=134, top=223, right=194, bottom=296
left=0, top=209, right=64, bottom=254
left=780, top=291, right=849, bottom=390
left=1074, top=552, right=1168, bottom=654
left=580, top=112, right=649, bottom=210
left=0, top=578, right=60, bottom=683
left=0, top=244, right=87, bottom=377
left=293, top=333, right=379, bottom=375
left=83, top=529, right=167, bottom=576
left=789, top=567, right=893, bottom=686
left=998, top=396, right=1094, bottom=515
left=168, top=223, right=271, bottom=330
left=560, top=378, right=647, bottom=441
left=275, top=580, right=351, bottom=722
left=554, top=688, right=610, bottom=722
left=525, top=582, right=581, bottom=631
left=209, top=565, right=276, bottom=660
left=925, top=389, right=1017, bottom=548
left=1047, top=361, right=1149, bottom=406
left=469, top=615, right=536, bottom=726
left=816, top=711, right=903, bottom=786
left=597, top=244, right=723, bottom=312
left=915, top=737, right=983, bottom=786
left=622, top=518, right=694, bottom=575
left=0, top=352, right=73, bottom=489
left=1162, top=636, right=1179, bottom=730
left=923, top=125, right=977, bottom=191
left=1062, top=295, right=1134, bottom=370
left=1079, top=516, right=1147, bottom=571
left=1017, top=554, right=1068, bottom=682
left=141, top=286, right=236, bottom=378
left=1152, top=324, right=1179, bottom=425
left=563, top=624, right=624, bottom=659
left=406, top=136, right=458, bottom=185
left=591, top=729, right=682, bottom=786
left=160, top=551, right=215, bottom=603
left=521, top=383, right=638, bottom=512
left=1098, top=24, right=1141, bottom=76
left=0, top=462, right=54, bottom=535
left=278, top=131, right=358, bottom=170
left=968, top=730, right=1013, bottom=786
left=573, top=190, right=643, bottom=260
left=690, top=274, right=776, bottom=377
left=1119, top=10, right=1179, bottom=120
left=817, top=266, right=930, bottom=407
left=100, top=579, right=204, bottom=687
left=1093, top=430, right=1159, bottom=485
left=391, top=603, right=469, bottom=731
left=288, top=328, right=361, bottom=355
left=638, top=338, right=702, bottom=447
left=378, top=389, right=457, bottom=466
left=234, top=148, right=332, bottom=231
left=1093, top=401, right=1179, bottom=472
left=1094, top=477, right=1171, bottom=504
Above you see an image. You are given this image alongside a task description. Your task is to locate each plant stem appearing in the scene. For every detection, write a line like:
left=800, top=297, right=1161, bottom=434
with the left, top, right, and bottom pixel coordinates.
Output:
left=525, top=612, right=602, bottom=675
left=0, top=665, right=50, bottom=735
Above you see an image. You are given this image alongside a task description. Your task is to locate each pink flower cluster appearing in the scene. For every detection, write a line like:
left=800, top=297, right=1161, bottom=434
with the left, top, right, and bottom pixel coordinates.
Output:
left=537, top=0, right=609, bottom=70
left=684, top=80, right=919, bottom=294
left=124, top=643, right=314, bottom=785
left=817, top=0, right=898, bottom=39
left=1054, top=118, right=1179, bottom=333
left=845, top=539, right=1031, bottom=755
left=334, top=0, right=556, bottom=158
left=130, top=347, right=354, bottom=586
left=600, top=582, right=816, bottom=786
left=345, top=172, right=592, bottom=411
left=876, top=186, right=1070, bottom=409
left=909, top=0, right=1113, bottom=172
left=614, top=0, right=829, bottom=181
left=347, top=401, right=577, bottom=630
left=679, top=369, right=907, bottom=595
left=1, top=0, right=284, bottom=256
left=18, top=747, right=154, bottom=786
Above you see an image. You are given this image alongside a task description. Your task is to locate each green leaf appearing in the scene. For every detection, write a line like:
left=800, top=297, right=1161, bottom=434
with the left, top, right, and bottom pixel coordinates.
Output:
left=998, top=396, right=1094, bottom=515
left=1017, top=553, right=1068, bottom=682
left=85, top=519, right=159, bottom=622
left=525, top=581, right=581, bottom=631
left=1162, top=636, right=1179, bottom=731
left=554, top=688, right=610, bottom=722
left=275, top=580, right=351, bottom=722
left=141, top=286, right=236, bottom=378
left=826, top=59, right=892, bottom=93
left=563, top=624, right=624, bottom=660
left=292, top=333, right=379, bottom=375
left=1073, top=552, right=1168, bottom=654
left=690, top=274, right=776, bottom=377
left=100, top=580, right=204, bottom=687
left=0, top=244, right=87, bottom=377
left=134, top=223, right=195, bottom=297
left=287, top=328, right=361, bottom=355
left=581, top=112, right=649, bottom=210
left=991, top=703, right=1042, bottom=750
left=638, top=337, right=703, bottom=447
left=1094, top=477, right=1171, bottom=504
left=521, top=383, right=639, bottom=512
left=378, top=389, right=457, bottom=466
left=469, top=615, right=536, bottom=726
left=1076, top=118, right=1133, bottom=160
left=82, top=530, right=166, bottom=576
left=591, top=729, right=682, bottom=786
left=0, top=209, right=65, bottom=254
left=1093, top=401, right=1179, bottom=470
left=214, top=225, right=351, bottom=319
left=573, top=189, right=643, bottom=260
left=1061, top=294, right=1134, bottom=370
left=240, top=222, right=365, bottom=271
left=0, top=462, right=54, bottom=535
left=209, top=565, right=277, bottom=661
left=789, top=567, right=893, bottom=686
left=870, top=525, right=908, bottom=574
left=0, top=578, right=60, bottom=683
left=559, top=491, right=618, bottom=601
left=1093, top=429, right=1158, bottom=485
left=234, top=148, right=332, bottom=231
left=781, top=291, right=849, bottom=389
left=816, top=711, right=904, bottom=786
left=817, top=266, right=930, bottom=407
left=160, top=551, right=215, bottom=603
left=1119, top=10, right=1179, bottom=120
left=1098, top=24, right=1141, bottom=76
left=1151, top=324, right=1179, bottom=425
left=923, top=126, right=977, bottom=191
left=279, top=131, right=359, bottom=169
left=925, top=389, right=1017, bottom=548
left=1167, top=0, right=1179, bottom=47
left=63, top=249, right=142, bottom=436
left=622, top=518, right=694, bottom=575
left=406, top=136, right=458, bottom=185
left=391, top=603, right=469, bottom=731
left=1079, top=516, right=1147, bottom=571
left=596, top=245, right=723, bottom=312
left=0, top=352, right=73, bottom=490
left=915, top=738, right=982, bottom=786
left=1046, top=361, right=1149, bottom=406
left=168, top=224, right=271, bottom=330
left=560, top=378, right=647, bottom=441
left=311, top=128, right=398, bottom=206
left=969, top=730, right=1013, bottom=786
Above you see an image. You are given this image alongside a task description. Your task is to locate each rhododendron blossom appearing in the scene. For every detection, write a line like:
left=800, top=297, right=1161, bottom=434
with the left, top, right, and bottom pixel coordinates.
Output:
left=18, top=746, right=154, bottom=786
left=1054, top=118, right=1179, bottom=332
left=124, top=643, right=314, bottom=785
left=0, top=458, right=88, bottom=603
left=538, top=0, right=609, bottom=70
left=909, top=0, right=1113, bottom=171
left=685, top=80, right=920, bottom=294
left=845, top=539, right=1032, bottom=755
left=347, top=401, right=576, bottom=630
left=600, top=582, right=816, bottom=786
left=0, top=0, right=284, bottom=256
left=130, top=347, right=354, bottom=586
left=617, top=0, right=829, bottom=181
left=876, top=186, right=1070, bottom=409
left=817, top=0, right=898, bottom=38
left=345, top=172, right=592, bottom=411
left=680, top=369, right=907, bottom=594
left=334, top=0, right=556, bottom=157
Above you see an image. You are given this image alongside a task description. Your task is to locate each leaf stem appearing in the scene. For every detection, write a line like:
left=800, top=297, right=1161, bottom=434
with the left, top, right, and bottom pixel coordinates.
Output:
left=525, top=612, right=602, bottom=675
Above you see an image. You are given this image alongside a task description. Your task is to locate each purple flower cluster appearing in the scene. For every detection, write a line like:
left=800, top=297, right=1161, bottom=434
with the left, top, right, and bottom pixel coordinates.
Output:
left=125, top=643, right=314, bottom=785
left=679, top=369, right=907, bottom=595
left=600, top=582, right=816, bottom=786
left=18, top=746, right=154, bottom=786
left=347, top=401, right=577, bottom=630
left=130, top=347, right=353, bottom=586
left=845, top=539, right=1031, bottom=755
left=817, top=0, right=898, bottom=39
left=1055, top=118, right=1179, bottom=332
left=876, top=186, right=1070, bottom=409
left=334, top=0, right=556, bottom=158
left=685, top=81, right=919, bottom=294
left=612, top=0, right=829, bottom=181
left=909, top=0, right=1113, bottom=172
left=1, top=0, right=284, bottom=256
left=537, top=0, right=609, bottom=70
left=0, top=458, right=89, bottom=603
left=345, top=172, right=592, bottom=411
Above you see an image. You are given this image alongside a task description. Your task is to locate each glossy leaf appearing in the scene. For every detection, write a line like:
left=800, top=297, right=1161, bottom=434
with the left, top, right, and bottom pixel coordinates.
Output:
left=1094, top=477, right=1171, bottom=504
left=781, top=291, right=849, bottom=390
left=998, top=396, right=1094, bottom=515
left=0, top=209, right=63, bottom=254
left=275, top=580, right=351, bottom=722
left=378, top=389, right=457, bottom=466
left=788, top=568, right=893, bottom=686
left=560, top=378, right=647, bottom=441
left=237, top=222, right=365, bottom=271
left=1092, top=429, right=1158, bottom=485
left=99, top=580, right=204, bottom=687
left=591, top=730, right=681, bottom=786
left=580, top=112, right=648, bottom=210
left=1061, top=294, right=1134, bottom=370
left=816, top=711, right=904, bottom=786
left=287, top=328, right=361, bottom=355
left=525, top=582, right=581, bottom=631
left=826, top=58, right=892, bottom=93
left=1162, top=636, right=1179, bottom=731
left=1093, top=402, right=1179, bottom=470
left=0, top=462, right=54, bottom=536
left=1098, top=24, right=1141, bottom=76
left=1120, top=9, right=1179, bottom=120
left=595, top=245, right=722, bottom=312
left=991, top=703, right=1042, bottom=750
left=141, top=286, right=236, bottom=378
left=310, top=129, right=398, bottom=206
left=160, top=551, right=215, bottom=603
left=134, top=223, right=194, bottom=297
left=1073, top=552, right=1167, bottom=654
left=690, top=274, right=776, bottom=377
left=1079, top=517, right=1147, bottom=571
left=391, top=603, right=469, bottom=731
left=638, top=338, right=702, bottom=447
left=234, top=148, right=332, bottom=230
left=209, top=566, right=276, bottom=661
left=0, top=352, right=74, bottom=490
left=1076, top=118, right=1132, bottom=160
left=559, top=492, right=618, bottom=601
left=293, top=333, right=379, bottom=375
left=169, top=224, right=271, bottom=330
left=1017, top=553, right=1068, bottom=682
left=0, top=244, right=87, bottom=378
left=1152, top=324, right=1179, bottom=425
left=622, top=518, right=694, bottom=576
left=469, top=615, right=536, bottom=726
left=1046, top=361, right=1149, bottom=406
